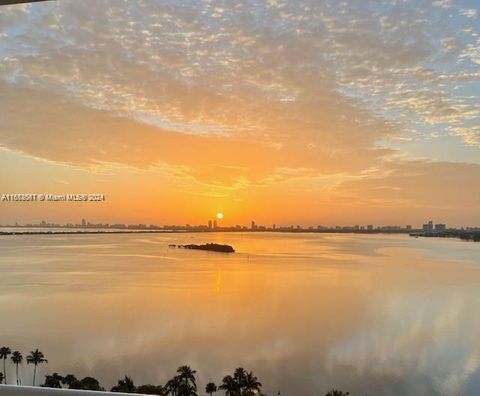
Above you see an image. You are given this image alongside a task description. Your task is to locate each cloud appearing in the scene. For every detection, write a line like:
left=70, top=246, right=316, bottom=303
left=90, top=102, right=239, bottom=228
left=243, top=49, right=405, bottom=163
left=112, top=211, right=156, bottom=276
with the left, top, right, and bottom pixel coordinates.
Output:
left=0, top=80, right=391, bottom=187
left=0, top=0, right=478, bottom=222
left=333, top=160, right=480, bottom=213
left=460, top=9, right=478, bottom=19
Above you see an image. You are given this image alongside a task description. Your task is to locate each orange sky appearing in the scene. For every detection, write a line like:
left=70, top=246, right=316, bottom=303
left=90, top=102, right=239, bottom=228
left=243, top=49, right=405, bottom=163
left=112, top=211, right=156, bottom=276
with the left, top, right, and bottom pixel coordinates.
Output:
left=0, top=0, right=479, bottom=227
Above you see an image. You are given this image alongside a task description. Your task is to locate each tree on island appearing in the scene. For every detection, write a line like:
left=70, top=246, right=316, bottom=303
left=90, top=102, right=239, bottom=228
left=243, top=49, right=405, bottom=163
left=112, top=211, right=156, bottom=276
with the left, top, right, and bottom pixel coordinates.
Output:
left=11, top=351, right=23, bottom=385
left=26, top=349, right=48, bottom=386
left=205, top=382, right=217, bottom=396
left=0, top=346, right=11, bottom=384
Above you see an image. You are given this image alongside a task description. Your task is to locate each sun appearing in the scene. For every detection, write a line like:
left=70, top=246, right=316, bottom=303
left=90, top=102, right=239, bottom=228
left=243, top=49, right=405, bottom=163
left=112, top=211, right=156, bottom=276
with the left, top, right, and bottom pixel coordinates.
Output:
left=216, top=212, right=224, bottom=220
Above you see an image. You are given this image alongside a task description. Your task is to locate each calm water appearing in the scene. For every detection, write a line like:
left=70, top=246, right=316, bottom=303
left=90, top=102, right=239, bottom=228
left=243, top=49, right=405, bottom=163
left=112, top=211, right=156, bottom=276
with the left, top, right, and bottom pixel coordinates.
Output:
left=0, top=232, right=479, bottom=395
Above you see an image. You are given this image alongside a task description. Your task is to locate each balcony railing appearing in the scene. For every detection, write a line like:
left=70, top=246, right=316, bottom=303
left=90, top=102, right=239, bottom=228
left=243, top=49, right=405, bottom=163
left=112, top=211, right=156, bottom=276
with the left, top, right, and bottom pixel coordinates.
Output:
left=0, top=385, right=144, bottom=396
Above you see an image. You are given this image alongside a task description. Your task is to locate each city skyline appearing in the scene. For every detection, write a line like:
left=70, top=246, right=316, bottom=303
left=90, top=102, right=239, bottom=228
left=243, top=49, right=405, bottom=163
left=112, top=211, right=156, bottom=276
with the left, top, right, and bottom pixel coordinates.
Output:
left=3, top=217, right=478, bottom=232
left=1, top=0, right=479, bottom=226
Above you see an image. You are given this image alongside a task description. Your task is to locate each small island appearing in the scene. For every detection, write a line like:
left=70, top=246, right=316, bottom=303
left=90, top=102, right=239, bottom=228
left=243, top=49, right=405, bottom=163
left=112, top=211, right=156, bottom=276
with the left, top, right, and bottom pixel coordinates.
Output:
left=170, top=243, right=235, bottom=253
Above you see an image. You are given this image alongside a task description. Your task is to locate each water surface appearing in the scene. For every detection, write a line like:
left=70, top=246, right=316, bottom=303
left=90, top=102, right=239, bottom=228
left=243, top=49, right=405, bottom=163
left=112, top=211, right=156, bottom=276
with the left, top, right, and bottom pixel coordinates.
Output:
left=0, top=232, right=479, bottom=396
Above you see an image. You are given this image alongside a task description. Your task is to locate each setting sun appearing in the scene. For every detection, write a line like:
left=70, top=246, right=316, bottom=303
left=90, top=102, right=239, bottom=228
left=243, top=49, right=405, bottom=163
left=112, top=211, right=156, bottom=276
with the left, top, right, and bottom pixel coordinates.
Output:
left=216, top=213, right=224, bottom=220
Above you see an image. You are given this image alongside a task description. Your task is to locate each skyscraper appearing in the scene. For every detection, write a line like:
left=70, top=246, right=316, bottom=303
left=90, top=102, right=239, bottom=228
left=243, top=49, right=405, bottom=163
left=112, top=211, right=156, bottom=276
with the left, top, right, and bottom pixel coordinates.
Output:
left=422, top=220, right=433, bottom=233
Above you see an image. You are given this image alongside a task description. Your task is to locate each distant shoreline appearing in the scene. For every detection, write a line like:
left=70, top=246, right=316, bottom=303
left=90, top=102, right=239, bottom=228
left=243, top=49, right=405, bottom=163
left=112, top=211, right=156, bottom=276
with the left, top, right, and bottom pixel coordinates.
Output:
left=0, top=228, right=478, bottom=241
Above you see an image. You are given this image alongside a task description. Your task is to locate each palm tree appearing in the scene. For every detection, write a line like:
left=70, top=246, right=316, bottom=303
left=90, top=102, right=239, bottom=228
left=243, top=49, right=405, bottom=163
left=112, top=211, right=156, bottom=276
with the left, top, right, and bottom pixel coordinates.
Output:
left=0, top=347, right=11, bottom=384
left=177, top=382, right=198, bottom=396
left=233, top=368, right=247, bottom=393
left=243, top=372, right=262, bottom=395
left=205, top=382, right=217, bottom=396
left=176, top=366, right=197, bottom=390
left=10, top=351, right=23, bottom=385
left=219, top=375, right=239, bottom=396
left=165, top=376, right=181, bottom=396
left=26, top=349, right=48, bottom=386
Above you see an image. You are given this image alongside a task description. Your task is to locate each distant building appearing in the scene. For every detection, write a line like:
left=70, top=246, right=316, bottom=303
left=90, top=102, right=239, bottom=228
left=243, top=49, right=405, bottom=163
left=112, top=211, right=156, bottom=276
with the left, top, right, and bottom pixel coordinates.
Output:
left=81, top=218, right=86, bottom=227
left=367, top=225, right=374, bottom=231
left=272, top=224, right=276, bottom=230
left=251, top=221, right=256, bottom=230
left=422, top=220, right=433, bottom=233
left=435, top=223, right=446, bottom=232
left=406, top=225, right=412, bottom=230
left=208, top=220, right=212, bottom=229
left=213, top=220, right=218, bottom=229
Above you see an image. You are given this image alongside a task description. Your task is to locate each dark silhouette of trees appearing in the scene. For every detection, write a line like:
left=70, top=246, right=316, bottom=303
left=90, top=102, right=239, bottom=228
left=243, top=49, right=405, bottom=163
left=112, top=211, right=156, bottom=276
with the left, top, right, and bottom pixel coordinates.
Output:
left=205, top=382, right=217, bottom=396
left=26, top=349, right=48, bottom=386
left=165, top=375, right=181, bottom=396
left=325, top=390, right=350, bottom=396
left=42, top=372, right=63, bottom=388
left=165, top=366, right=198, bottom=396
left=177, top=366, right=197, bottom=391
left=219, top=375, right=239, bottom=396
left=0, top=346, right=11, bottom=384
left=61, top=374, right=103, bottom=390
left=0, top=372, right=4, bottom=384
left=11, top=351, right=23, bottom=385
left=111, top=376, right=136, bottom=393
left=243, top=372, right=262, bottom=395
left=80, top=376, right=103, bottom=391
left=137, top=384, right=166, bottom=395
left=177, top=381, right=198, bottom=396
left=219, top=368, right=262, bottom=396
left=62, top=374, right=81, bottom=389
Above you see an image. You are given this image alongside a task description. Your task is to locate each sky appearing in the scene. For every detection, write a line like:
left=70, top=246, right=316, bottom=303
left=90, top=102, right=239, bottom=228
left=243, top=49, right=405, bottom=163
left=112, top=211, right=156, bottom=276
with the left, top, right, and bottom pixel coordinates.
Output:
left=0, top=0, right=479, bottom=227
